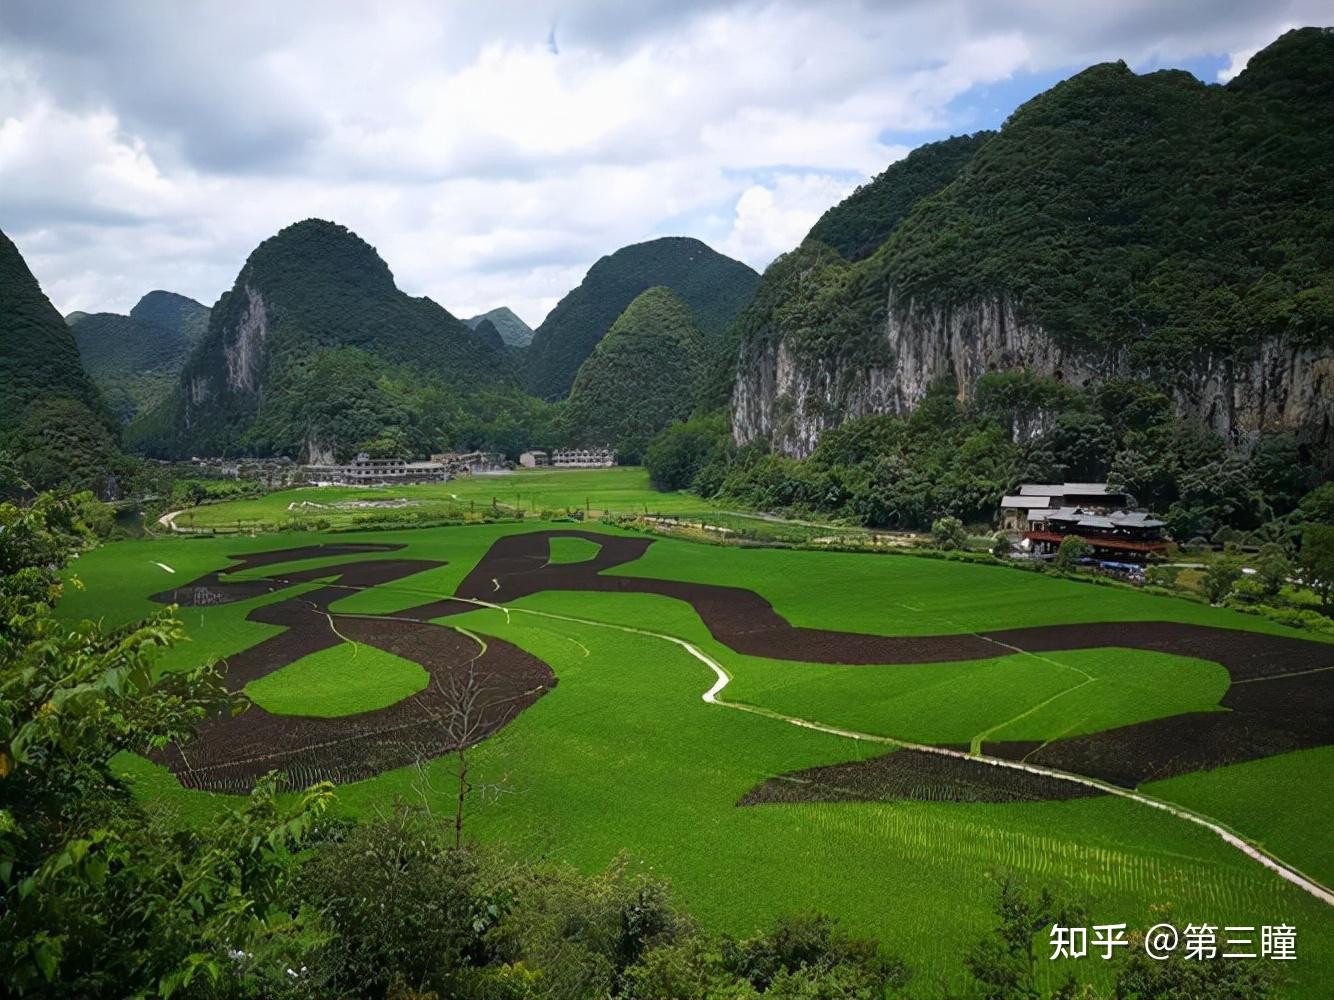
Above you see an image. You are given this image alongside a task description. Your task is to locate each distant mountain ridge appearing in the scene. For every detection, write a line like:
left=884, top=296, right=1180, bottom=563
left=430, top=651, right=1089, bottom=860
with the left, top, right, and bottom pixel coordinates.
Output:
left=69, top=291, right=211, bottom=422
left=465, top=306, right=533, bottom=347
left=524, top=236, right=760, bottom=401
left=131, top=219, right=517, bottom=460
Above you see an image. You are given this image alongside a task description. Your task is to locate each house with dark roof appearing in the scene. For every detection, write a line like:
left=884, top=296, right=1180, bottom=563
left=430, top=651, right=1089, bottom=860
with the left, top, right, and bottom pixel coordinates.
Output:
left=1024, top=506, right=1169, bottom=562
left=999, top=482, right=1129, bottom=531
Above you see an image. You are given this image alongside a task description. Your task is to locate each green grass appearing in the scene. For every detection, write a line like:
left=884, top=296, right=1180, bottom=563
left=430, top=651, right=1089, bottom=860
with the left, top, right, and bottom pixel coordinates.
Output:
left=545, top=535, right=602, bottom=564
left=167, top=466, right=707, bottom=531
left=61, top=521, right=1334, bottom=997
left=245, top=643, right=428, bottom=716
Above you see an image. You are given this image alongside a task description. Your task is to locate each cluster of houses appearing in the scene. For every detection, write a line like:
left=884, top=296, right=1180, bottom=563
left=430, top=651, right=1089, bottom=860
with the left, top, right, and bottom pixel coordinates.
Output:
left=1000, top=482, right=1168, bottom=563
left=296, top=447, right=617, bottom=485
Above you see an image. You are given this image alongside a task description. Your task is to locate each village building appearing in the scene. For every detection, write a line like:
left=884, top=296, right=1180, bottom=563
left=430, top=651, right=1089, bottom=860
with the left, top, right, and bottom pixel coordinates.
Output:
left=551, top=447, right=616, bottom=468
left=1022, top=507, right=1169, bottom=562
left=518, top=450, right=549, bottom=468
left=305, top=453, right=451, bottom=485
left=999, top=482, right=1128, bottom=531
left=431, top=451, right=506, bottom=475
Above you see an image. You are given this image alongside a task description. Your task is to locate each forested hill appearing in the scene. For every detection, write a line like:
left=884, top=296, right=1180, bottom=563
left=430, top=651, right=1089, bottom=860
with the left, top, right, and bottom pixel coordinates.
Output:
left=130, top=290, right=211, bottom=343
left=806, top=132, right=992, bottom=262
left=465, top=306, right=533, bottom=347
left=129, top=219, right=519, bottom=461
left=525, top=237, right=759, bottom=401
left=733, top=27, right=1334, bottom=461
left=69, top=291, right=211, bottom=422
left=0, top=230, right=120, bottom=491
left=562, top=286, right=704, bottom=462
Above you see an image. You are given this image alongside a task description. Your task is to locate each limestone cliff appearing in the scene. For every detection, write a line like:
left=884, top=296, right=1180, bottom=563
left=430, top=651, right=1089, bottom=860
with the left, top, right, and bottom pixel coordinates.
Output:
left=733, top=291, right=1334, bottom=463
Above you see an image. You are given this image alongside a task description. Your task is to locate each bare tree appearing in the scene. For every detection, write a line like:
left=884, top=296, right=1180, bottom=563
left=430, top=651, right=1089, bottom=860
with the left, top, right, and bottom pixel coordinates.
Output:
left=436, top=655, right=522, bottom=849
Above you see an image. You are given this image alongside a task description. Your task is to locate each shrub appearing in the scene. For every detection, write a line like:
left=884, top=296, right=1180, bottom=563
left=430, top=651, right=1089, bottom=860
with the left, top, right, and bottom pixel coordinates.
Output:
left=1051, top=535, right=1091, bottom=572
left=931, top=516, right=968, bottom=551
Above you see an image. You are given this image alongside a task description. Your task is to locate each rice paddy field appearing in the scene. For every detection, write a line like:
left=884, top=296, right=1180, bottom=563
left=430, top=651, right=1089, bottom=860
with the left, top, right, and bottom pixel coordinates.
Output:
left=59, top=517, right=1334, bottom=996
left=164, top=466, right=710, bottom=531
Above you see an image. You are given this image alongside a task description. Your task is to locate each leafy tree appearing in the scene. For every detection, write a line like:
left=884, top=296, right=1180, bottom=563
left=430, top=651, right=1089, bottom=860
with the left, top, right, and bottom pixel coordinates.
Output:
left=1298, top=525, right=1334, bottom=611
left=721, top=912, right=908, bottom=996
left=1297, top=482, right=1334, bottom=525
left=0, top=491, right=332, bottom=998
left=1051, top=536, right=1092, bottom=573
left=1202, top=555, right=1245, bottom=604
left=1114, top=948, right=1273, bottom=999
left=295, top=810, right=487, bottom=999
left=963, top=876, right=1083, bottom=1000
left=644, top=413, right=732, bottom=492
left=1255, top=549, right=1292, bottom=599
left=992, top=532, right=1013, bottom=559
left=931, top=516, right=968, bottom=550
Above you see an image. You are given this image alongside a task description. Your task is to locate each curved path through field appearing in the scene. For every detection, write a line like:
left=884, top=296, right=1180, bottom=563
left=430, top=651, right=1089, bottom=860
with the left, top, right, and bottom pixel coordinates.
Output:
left=148, top=530, right=1334, bottom=904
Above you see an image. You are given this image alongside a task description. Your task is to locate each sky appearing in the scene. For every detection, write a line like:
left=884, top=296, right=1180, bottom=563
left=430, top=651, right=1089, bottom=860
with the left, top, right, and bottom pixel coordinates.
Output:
left=1, top=1, right=1330, bottom=328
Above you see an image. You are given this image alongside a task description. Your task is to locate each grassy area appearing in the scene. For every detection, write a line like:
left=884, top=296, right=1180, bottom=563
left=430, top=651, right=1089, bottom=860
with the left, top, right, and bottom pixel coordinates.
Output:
left=61, top=521, right=1334, bottom=997
left=246, top=644, right=428, bottom=716
left=165, top=466, right=708, bottom=532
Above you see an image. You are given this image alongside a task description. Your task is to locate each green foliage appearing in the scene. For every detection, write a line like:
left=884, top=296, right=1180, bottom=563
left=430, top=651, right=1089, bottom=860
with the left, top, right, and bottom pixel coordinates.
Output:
left=1051, top=535, right=1092, bottom=573
left=0, top=231, right=111, bottom=438
left=991, top=531, right=1013, bottom=559
left=963, top=875, right=1084, bottom=1000
left=931, top=515, right=968, bottom=551
left=1202, top=555, right=1245, bottom=604
left=296, top=810, right=487, bottom=998
left=526, top=237, right=759, bottom=401
left=1, top=397, right=123, bottom=495
left=808, top=133, right=992, bottom=262
left=1297, top=524, right=1334, bottom=610
left=1297, top=482, right=1334, bottom=525
left=644, top=413, right=734, bottom=492
left=561, top=288, right=704, bottom=462
left=721, top=912, right=908, bottom=996
left=0, top=490, right=333, bottom=998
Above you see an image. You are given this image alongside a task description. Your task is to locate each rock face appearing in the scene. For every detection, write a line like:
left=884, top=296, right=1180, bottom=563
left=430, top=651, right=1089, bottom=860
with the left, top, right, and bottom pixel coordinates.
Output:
left=730, top=29, right=1334, bottom=468
left=733, top=292, right=1334, bottom=463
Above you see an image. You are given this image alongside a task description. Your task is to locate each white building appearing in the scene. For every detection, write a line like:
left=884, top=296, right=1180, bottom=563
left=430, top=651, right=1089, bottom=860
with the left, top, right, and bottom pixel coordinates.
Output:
left=551, top=447, right=615, bottom=468
left=307, top=453, right=450, bottom=485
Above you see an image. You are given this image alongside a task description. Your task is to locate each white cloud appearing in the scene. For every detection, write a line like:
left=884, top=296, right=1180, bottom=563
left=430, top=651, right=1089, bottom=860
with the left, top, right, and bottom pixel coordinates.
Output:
left=0, top=0, right=1329, bottom=324
left=720, top=173, right=863, bottom=268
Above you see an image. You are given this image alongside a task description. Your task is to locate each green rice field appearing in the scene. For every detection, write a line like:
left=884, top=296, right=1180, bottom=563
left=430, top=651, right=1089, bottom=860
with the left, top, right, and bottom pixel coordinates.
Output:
left=59, top=517, right=1334, bottom=996
left=164, top=466, right=709, bottom=531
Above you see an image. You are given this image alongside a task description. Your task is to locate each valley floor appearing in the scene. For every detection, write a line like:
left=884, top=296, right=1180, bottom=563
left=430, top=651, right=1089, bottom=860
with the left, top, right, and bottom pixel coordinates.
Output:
left=60, top=519, right=1334, bottom=997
